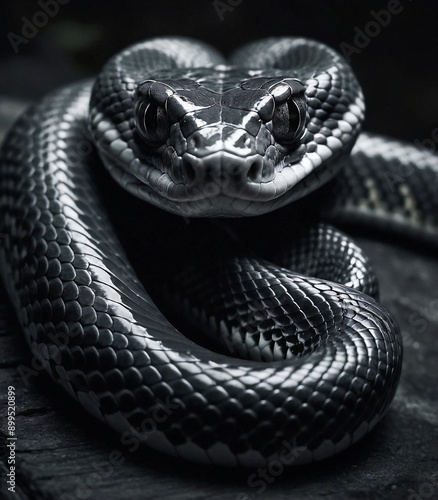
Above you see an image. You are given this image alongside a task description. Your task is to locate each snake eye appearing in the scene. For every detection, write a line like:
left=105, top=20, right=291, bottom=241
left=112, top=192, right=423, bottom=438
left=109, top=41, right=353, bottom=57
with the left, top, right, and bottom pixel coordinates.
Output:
left=266, top=80, right=307, bottom=147
left=272, top=98, right=306, bottom=146
left=135, top=98, right=171, bottom=147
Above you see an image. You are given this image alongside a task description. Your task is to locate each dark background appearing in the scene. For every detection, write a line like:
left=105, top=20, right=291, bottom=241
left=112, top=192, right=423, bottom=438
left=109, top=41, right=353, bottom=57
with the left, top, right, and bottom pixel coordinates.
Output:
left=0, top=1, right=437, bottom=499
left=1, top=0, right=437, bottom=141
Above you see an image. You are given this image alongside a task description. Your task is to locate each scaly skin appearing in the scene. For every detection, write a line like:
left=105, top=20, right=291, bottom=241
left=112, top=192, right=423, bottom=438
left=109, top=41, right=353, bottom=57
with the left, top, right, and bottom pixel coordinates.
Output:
left=1, top=37, right=435, bottom=467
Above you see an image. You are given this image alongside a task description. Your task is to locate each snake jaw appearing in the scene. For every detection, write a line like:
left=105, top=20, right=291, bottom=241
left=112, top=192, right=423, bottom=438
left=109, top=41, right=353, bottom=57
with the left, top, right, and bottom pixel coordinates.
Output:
left=96, top=123, right=350, bottom=217
left=94, top=122, right=341, bottom=218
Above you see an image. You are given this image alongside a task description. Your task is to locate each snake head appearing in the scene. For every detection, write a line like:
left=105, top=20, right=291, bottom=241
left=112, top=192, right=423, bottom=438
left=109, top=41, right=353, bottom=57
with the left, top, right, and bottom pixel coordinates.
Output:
left=91, top=40, right=363, bottom=217
left=130, top=73, right=310, bottom=212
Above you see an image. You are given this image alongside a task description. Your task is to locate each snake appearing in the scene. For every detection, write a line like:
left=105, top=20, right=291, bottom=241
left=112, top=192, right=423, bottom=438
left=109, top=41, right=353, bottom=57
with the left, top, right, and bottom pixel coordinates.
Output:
left=1, top=37, right=437, bottom=468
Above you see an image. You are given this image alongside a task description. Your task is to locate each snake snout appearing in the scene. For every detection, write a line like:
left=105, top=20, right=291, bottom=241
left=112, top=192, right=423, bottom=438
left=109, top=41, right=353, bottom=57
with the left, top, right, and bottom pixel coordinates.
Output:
left=181, top=153, right=274, bottom=197
left=186, top=125, right=254, bottom=156
left=180, top=124, right=276, bottom=196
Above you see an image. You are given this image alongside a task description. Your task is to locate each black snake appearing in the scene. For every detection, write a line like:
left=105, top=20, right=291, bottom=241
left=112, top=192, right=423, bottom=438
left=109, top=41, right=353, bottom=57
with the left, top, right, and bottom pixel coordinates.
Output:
left=0, top=37, right=437, bottom=467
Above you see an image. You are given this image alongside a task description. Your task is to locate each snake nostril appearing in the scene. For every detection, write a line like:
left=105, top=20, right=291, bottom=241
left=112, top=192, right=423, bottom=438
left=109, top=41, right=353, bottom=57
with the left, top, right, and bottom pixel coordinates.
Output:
left=188, top=133, right=202, bottom=151
left=247, top=159, right=262, bottom=182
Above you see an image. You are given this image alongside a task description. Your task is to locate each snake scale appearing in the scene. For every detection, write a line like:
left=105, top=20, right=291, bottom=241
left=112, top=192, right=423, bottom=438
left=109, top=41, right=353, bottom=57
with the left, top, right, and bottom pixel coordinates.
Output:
left=1, top=37, right=437, bottom=467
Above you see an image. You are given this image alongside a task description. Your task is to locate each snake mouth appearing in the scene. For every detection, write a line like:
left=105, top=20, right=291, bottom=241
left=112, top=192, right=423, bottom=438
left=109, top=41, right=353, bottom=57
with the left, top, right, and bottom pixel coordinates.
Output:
left=98, top=141, right=346, bottom=217
left=172, top=150, right=311, bottom=201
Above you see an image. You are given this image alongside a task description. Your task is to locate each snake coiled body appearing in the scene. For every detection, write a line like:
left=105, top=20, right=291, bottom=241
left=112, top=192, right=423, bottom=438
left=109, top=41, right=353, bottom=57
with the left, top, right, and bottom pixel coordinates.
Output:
left=0, top=38, right=437, bottom=467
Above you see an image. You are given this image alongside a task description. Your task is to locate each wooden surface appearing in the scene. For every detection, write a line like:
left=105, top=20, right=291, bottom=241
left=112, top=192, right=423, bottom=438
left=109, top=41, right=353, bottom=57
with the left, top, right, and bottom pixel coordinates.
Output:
left=1, top=235, right=437, bottom=500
